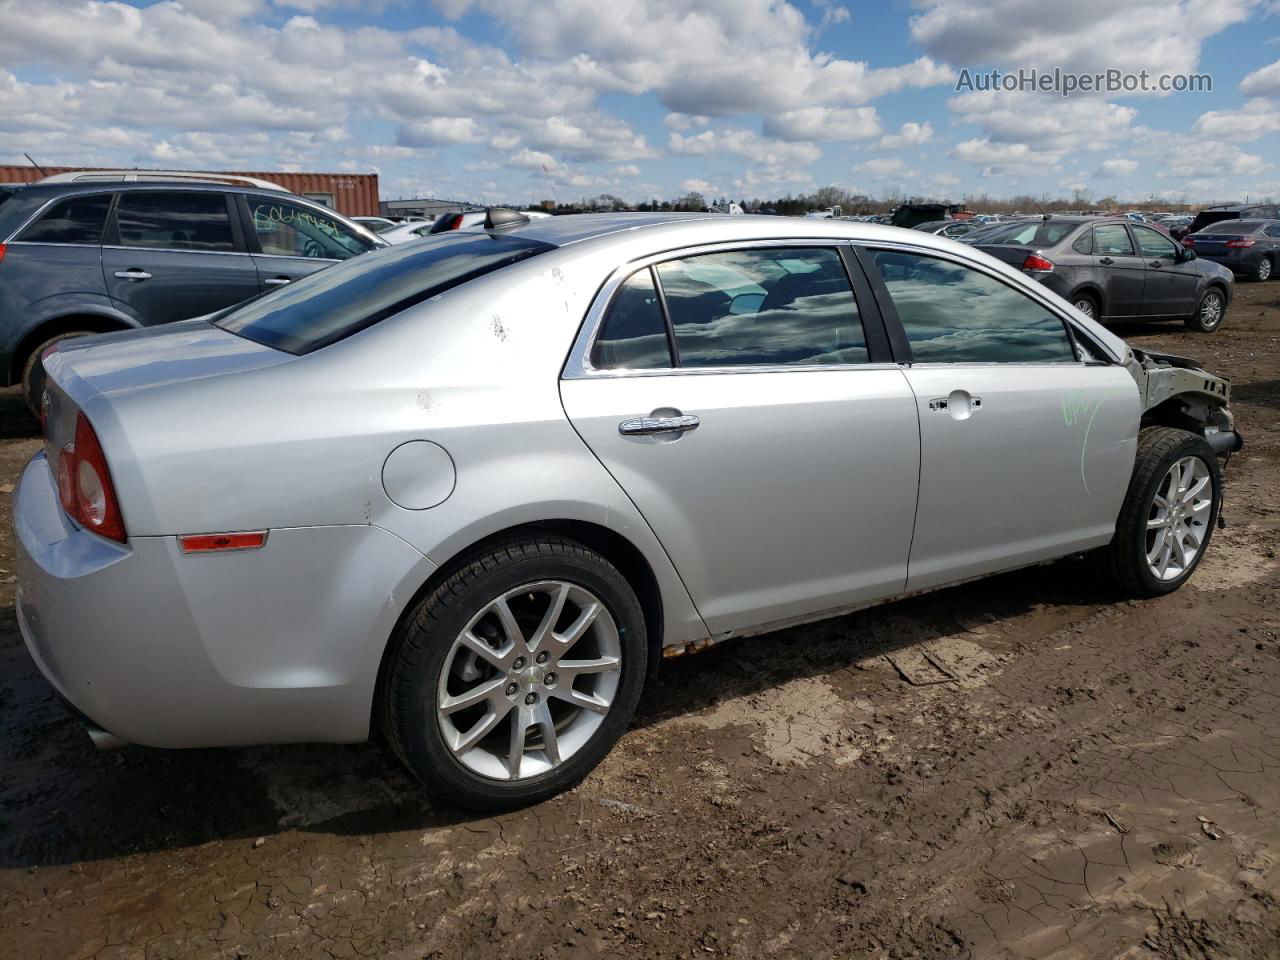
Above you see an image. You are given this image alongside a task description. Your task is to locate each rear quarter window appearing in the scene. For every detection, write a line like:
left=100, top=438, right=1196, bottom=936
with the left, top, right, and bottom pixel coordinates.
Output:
left=17, top=193, right=113, bottom=245
left=216, top=231, right=553, bottom=354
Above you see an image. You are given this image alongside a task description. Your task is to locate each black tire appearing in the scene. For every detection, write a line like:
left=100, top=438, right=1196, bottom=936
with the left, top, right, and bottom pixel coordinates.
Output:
left=1249, top=256, right=1273, bottom=283
left=382, top=536, right=648, bottom=811
left=1094, top=427, right=1221, bottom=597
left=20, top=330, right=95, bottom=417
left=1184, top=288, right=1225, bottom=332
left=1070, top=292, right=1100, bottom=320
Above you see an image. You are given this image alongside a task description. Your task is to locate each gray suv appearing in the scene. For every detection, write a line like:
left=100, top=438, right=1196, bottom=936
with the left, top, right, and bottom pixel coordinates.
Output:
left=0, top=181, right=382, bottom=409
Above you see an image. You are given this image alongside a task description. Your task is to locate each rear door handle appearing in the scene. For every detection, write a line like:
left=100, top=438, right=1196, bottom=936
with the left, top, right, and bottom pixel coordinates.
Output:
left=1149, top=260, right=1163, bottom=268
left=1098, top=257, right=1114, bottom=266
left=264, top=276, right=291, bottom=286
left=113, top=269, right=152, bottom=281
left=618, top=414, right=700, bottom=436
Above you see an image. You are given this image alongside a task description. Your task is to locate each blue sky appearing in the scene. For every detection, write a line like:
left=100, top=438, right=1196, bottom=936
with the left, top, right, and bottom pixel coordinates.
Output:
left=1, top=0, right=1279, bottom=205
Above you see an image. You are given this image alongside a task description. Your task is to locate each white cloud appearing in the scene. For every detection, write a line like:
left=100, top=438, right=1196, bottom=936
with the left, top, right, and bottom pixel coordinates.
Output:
left=855, top=157, right=906, bottom=176
left=680, top=178, right=717, bottom=194
left=1098, top=157, right=1139, bottom=176
left=949, top=91, right=1137, bottom=150
left=950, top=138, right=1060, bottom=174
left=395, top=116, right=481, bottom=146
left=762, top=107, right=881, bottom=142
left=1192, top=98, right=1280, bottom=141
left=910, top=0, right=1255, bottom=80
left=1242, top=59, right=1280, bottom=95
left=878, top=121, right=933, bottom=149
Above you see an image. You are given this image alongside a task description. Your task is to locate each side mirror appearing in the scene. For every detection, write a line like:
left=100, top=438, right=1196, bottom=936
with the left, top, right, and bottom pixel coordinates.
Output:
left=1179, top=247, right=1197, bottom=261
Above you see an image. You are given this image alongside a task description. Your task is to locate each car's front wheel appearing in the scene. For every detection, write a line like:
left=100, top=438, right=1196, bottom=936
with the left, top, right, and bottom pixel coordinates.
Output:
left=1095, top=427, right=1221, bottom=597
left=382, top=536, right=648, bottom=811
left=1184, top=288, right=1225, bottom=332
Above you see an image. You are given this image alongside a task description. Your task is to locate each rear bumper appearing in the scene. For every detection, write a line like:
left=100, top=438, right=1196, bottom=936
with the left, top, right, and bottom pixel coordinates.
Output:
left=1198, top=251, right=1264, bottom=273
left=14, top=452, right=436, bottom=748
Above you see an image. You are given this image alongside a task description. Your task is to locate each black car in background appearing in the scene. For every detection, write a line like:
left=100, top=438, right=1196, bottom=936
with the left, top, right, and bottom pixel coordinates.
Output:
left=1183, top=220, right=1280, bottom=282
left=974, top=216, right=1235, bottom=333
left=1171, top=203, right=1280, bottom=240
left=0, top=180, right=382, bottom=409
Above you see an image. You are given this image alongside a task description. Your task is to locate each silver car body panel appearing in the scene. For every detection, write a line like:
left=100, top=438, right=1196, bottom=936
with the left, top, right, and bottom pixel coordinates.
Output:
left=18, top=214, right=1170, bottom=748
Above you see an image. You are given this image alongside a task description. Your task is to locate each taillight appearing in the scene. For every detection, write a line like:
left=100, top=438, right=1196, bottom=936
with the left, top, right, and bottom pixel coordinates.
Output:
left=56, top=412, right=126, bottom=542
left=0, top=242, right=7, bottom=264
left=1226, top=238, right=1256, bottom=248
left=1022, top=253, right=1054, bottom=272
left=1182, top=236, right=1195, bottom=247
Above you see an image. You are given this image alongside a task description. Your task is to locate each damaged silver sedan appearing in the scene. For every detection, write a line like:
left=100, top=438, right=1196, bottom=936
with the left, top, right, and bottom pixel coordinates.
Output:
left=15, top=211, right=1242, bottom=809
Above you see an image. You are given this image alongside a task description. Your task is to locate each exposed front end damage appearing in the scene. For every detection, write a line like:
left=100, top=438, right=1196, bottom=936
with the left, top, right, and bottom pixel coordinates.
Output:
left=1125, top=347, right=1243, bottom=456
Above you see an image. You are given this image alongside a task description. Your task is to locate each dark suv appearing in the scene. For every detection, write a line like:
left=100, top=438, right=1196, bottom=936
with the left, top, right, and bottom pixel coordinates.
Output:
left=0, top=181, right=382, bottom=409
left=1171, top=203, right=1280, bottom=240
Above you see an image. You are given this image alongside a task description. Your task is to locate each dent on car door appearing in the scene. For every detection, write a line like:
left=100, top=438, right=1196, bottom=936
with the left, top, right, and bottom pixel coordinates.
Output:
left=560, top=245, right=921, bottom=636
left=1132, top=224, right=1198, bottom=316
left=102, top=191, right=259, bottom=325
left=862, top=247, right=1139, bottom=593
left=1091, top=223, right=1146, bottom=318
left=240, top=195, right=373, bottom=290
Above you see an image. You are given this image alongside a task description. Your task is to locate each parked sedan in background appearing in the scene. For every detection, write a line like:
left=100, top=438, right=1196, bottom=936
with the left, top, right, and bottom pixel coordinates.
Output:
left=15, top=212, right=1241, bottom=810
left=0, top=178, right=384, bottom=409
left=974, top=216, right=1234, bottom=332
left=380, top=220, right=440, bottom=244
left=1183, top=220, right=1280, bottom=282
left=353, top=216, right=399, bottom=234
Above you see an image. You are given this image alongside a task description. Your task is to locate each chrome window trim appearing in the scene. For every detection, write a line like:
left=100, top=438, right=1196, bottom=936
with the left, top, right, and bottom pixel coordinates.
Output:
left=563, top=237, right=878, bottom=380
left=856, top=238, right=1118, bottom=364
left=4, top=240, right=101, bottom=250
left=102, top=243, right=252, bottom=258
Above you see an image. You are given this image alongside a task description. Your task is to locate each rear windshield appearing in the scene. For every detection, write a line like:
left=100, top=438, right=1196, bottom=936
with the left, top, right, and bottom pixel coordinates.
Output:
left=1188, top=211, right=1237, bottom=232
left=1196, top=220, right=1263, bottom=235
left=978, top=221, right=1076, bottom=247
left=215, top=231, right=553, bottom=354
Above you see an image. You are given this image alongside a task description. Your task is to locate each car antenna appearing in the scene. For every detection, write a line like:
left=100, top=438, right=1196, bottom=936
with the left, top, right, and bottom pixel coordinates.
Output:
left=24, top=152, right=47, bottom=177
left=484, top=207, right=530, bottom=230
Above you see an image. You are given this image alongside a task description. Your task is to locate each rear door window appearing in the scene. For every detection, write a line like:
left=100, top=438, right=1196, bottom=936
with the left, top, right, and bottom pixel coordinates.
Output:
left=1093, top=224, right=1135, bottom=256
left=114, top=192, right=235, bottom=251
left=1266, top=224, right=1280, bottom=238
left=17, top=193, right=113, bottom=245
left=590, top=268, right=673, bottom=370
left=245, top=196, right=373, bottom=260
left=870, top=249, right=1075, bottom=364
left=216, top=231, right=552, bottom=354
left=653, top=247, right=868, bottom=367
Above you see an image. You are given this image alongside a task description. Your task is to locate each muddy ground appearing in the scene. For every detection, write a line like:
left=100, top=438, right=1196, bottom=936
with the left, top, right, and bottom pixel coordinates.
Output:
left=1, top=284, right=1278, bottom=960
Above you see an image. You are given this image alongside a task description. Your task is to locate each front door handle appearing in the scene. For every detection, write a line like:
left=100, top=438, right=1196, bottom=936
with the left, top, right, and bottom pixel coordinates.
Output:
left=929, top=392, right=982, bottom=419
left=113, top=269, right=152, bottom=281
left=618, top=413, right=700, bottom=437
left=1149, top=260, right=1163, bottom=268
left=264, top=276, right=292, bottom=286
left=1098, top=257, right=1114, bottom=266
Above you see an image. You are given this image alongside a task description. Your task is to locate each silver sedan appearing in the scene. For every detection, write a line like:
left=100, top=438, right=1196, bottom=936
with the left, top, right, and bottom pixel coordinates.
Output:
left=14, top=212, right=1242, bottom=809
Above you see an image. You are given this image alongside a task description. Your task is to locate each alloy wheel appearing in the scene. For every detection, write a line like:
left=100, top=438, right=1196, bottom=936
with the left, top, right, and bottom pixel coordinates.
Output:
left=436, top=581, right=622, bottom=780
left=1145, top=456, right=1212, bottom=581
left=1073, top=298, right=1096, bottom=318
left=1259, top=259, right=1273, bottom=281
left=1200, top=292, right=1223, bottom=329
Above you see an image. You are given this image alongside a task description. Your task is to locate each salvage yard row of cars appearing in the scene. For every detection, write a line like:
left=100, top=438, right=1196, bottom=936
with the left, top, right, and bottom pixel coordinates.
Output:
left=0, top=173, right=1256, bottom=808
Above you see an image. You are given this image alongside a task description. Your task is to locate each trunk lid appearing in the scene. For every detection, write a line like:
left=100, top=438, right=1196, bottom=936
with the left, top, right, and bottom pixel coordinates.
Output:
left=973, top=244, right=1039, bottom=269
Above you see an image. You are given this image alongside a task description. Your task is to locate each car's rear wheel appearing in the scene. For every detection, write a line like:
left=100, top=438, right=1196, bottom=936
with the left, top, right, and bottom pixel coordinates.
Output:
left=1094, top=427, right=1221, bottom=597
left=382, top=536, right=647, bottom=811
left=1184, top=288, right=1225, bottom=332
left=1250, top=256, right=1273, bottom=282
left=1070, top=292, right=1099, bottom=319
left=20, top=330, right=96, bottom=417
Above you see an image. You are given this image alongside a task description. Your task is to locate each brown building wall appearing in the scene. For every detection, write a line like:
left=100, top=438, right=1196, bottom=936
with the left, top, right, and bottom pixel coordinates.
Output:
left=0, top=166, right=380, bottom=217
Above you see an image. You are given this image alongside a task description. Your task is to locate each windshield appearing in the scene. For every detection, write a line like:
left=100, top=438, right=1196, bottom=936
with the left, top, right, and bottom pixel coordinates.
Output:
left=216, top=231, right=553, bottom=354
